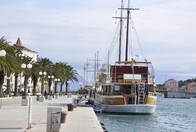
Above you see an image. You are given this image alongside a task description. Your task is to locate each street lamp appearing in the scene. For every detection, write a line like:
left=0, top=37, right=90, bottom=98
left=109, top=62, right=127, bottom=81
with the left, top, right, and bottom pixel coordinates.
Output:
left=39, top=71, right=47, bottom=98
left=21, top=63, right=33, bottom=128
left=48, top=75, right=54, bottom=96
left=21, top=63, right=32, bottom=98
left=0, top=50, right=6, bottom=56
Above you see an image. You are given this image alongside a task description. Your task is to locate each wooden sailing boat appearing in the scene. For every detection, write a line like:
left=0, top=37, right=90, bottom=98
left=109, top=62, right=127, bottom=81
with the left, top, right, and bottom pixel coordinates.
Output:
left=94, top=0, right=157, bottom=114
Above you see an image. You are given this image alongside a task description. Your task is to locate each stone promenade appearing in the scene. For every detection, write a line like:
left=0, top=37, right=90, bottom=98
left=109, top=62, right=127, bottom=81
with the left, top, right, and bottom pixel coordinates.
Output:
left=0, top=95, right=103, bottom=132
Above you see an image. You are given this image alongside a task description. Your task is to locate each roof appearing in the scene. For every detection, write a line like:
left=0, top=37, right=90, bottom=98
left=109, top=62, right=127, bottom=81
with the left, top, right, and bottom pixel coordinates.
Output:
left=13, top=37, right=38, bottom=53
left=165, top=79, right=178, bottom=83
left=15, top=37, right=23, bottom=46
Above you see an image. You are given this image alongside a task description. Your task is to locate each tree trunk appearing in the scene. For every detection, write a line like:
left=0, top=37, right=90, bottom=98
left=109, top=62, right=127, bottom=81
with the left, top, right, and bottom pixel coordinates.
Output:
left=0, top=84, right=3, bottom=97
left=33, top=79, right=37, bottom=96
left=65, top=81, right=68, bottom=95
left=6, top=75, right=11, bottom=96
left=60, top=83, right=63, bottom=94
left=24, top=75, right=28, bottom=97
left=48, top=79, right=52, bottom=95
left=54, top=81, right=57, bottom=93
left=0, top=71, right=4, bottom=97
left=14, top=74, right=18, bottom=96
left=41, top=78, right=44, bottom=95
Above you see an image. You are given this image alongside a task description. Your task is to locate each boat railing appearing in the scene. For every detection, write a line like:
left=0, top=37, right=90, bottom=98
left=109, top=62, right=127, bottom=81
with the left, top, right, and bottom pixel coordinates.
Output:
left=115, top=79, right=141, bottom=84
left=100, top=92, right=123, bottom=96
left=97, top=91, right=124, bottom=96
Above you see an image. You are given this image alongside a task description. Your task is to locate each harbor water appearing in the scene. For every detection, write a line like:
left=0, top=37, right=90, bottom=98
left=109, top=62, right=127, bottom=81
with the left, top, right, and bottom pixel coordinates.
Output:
left=97, top=97, right=196, bottom=132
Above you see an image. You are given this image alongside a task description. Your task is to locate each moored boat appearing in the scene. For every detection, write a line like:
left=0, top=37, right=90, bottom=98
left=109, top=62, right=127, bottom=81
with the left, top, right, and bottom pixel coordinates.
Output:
left=94, top=0, right=157, bottom=114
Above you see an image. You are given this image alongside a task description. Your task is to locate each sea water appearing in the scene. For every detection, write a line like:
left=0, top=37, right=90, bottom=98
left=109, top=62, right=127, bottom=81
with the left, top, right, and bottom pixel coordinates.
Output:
left=97, top=97, right=196, bottom=132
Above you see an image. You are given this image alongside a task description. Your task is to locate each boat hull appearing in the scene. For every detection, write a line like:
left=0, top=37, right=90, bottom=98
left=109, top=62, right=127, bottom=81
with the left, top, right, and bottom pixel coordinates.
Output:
left=99, top=104, right=156, bottom=114
left=94, top=93, right=157, bottom=114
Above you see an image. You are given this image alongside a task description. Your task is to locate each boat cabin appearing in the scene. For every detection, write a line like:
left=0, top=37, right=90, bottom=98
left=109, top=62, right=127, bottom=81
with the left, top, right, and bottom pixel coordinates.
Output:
left=96, top=62, right=155, bottom=104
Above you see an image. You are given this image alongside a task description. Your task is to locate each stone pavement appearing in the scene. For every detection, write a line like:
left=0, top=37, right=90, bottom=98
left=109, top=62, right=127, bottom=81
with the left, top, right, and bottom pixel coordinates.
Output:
left=0, top=96, right=103, bottom=132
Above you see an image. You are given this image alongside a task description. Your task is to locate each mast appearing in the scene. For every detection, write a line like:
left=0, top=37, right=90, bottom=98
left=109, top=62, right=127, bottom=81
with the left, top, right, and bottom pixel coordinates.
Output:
left=112, top=0, right=125, bottom=63
left=94, top=52, right=97, bottom=83
left=84, top=59, right=89, bottom=85
left=118, top=0, right=124, bottom=62
left=113, top=0, right=139, bottom=63
left=125, top=0, right=130, bottom=61
left=94, top=51, right=99, bottom=83
left=124, top=0, right=139, bottom=61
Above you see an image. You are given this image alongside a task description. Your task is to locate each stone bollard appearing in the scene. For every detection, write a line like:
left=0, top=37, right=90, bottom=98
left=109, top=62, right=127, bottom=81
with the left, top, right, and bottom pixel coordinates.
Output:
left=61, top=111, right=67, bottom=123
left=67, top=103, right=74, bottom=111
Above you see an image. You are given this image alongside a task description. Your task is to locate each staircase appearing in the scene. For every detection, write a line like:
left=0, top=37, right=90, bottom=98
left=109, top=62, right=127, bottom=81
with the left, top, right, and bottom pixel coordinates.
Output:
left=138, top=84, right=145, bottom=104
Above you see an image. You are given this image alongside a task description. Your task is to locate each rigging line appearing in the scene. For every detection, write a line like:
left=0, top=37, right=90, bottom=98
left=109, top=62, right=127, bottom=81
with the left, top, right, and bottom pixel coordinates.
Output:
left=129, top=12, right=133, bottom=58
left=130, top=18, right=146, bottom=60
left=105, top=21, right=120, bottom=64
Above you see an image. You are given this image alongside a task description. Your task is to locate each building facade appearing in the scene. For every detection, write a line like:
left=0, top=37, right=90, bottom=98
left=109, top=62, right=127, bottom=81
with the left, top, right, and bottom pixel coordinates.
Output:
left=3, top=37, right=40, bottom=95
left=165, top=79, right=178, bottom=91
left=186, top=82, right=196, bottom=93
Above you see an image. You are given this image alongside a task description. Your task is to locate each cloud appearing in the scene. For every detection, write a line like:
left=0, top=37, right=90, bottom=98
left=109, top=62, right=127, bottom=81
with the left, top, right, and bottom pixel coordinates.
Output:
left=0, top=0, right=196, bottom=84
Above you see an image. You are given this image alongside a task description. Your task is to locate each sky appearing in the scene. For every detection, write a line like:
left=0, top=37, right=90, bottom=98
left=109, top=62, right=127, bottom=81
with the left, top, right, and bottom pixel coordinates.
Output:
left=1, top=0, right=196, bottom=84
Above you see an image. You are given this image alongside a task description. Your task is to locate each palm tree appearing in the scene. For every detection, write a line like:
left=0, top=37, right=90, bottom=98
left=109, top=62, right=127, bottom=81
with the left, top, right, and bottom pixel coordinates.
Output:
left=31, top=62, right=40, bottom=96
left=0, top=37, right=16, bottom=97
left=20, top=55, right=33, bottom=97
left=4, top=44, right=20, bottom=96
left=36, top=57, right=53, bottom=96
left=13, top=52, right=23, bottom=96
left=58, top=62, right=66, bottom=95
left=45, top=62, right=54, bottom=96
left=57, top=62, right=78, bottom=95
left=64, top=64, right=78, bottom=95
left=53, top=62, right=62, bottom=93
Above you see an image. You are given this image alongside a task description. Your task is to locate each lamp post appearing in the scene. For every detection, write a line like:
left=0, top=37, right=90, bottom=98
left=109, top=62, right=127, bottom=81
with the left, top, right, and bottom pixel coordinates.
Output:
left=21, top=63, right=32, bottom=98
left=21, top=63, right=33, bottom=128
left=48, top=75, right=54, bottom=99
left=39, top=71, right=47, bottom=102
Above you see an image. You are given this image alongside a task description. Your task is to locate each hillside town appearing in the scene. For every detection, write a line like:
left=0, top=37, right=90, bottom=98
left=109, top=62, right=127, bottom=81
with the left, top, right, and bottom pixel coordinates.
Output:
left=157, top=78, right=196, bottom=98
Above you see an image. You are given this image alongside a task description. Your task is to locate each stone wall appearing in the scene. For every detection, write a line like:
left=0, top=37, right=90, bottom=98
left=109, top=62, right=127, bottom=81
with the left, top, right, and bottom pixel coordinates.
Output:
left=165, top=91, right=196, bottom=98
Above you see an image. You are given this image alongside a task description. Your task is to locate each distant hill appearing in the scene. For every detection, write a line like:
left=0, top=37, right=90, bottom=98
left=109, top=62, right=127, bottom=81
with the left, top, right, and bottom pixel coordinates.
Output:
left=178, top=78, right=196, bottom=87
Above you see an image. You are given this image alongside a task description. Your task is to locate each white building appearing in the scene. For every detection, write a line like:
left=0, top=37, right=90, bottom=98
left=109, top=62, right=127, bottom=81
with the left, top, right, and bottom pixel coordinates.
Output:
left=165, top=79, right=178, bottom=91
left=4, top=37, right=39, bottom=95
left=14, top=37, right=38, bottom=62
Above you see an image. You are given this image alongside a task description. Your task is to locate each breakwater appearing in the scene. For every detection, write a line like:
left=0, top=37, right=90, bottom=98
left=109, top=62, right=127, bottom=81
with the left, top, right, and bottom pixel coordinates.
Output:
left=164, top=91, right=196, bottom=98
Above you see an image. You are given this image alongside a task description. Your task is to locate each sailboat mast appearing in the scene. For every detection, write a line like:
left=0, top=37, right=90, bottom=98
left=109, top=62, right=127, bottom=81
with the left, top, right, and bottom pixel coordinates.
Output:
left=125, top=0, right=130, bottom=61
left=118, top=0, right=124, bottom=63
left=124, top=0, right=139, bottom=61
